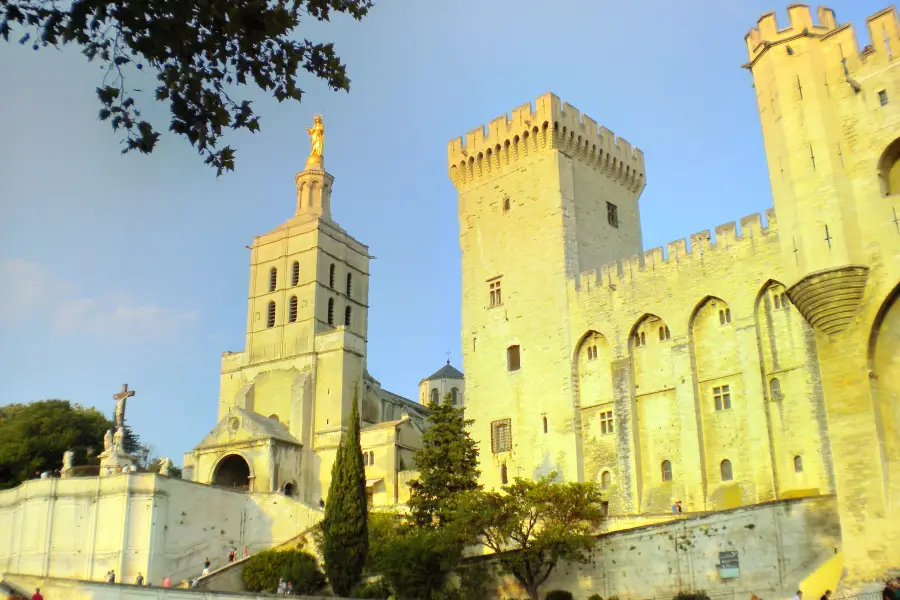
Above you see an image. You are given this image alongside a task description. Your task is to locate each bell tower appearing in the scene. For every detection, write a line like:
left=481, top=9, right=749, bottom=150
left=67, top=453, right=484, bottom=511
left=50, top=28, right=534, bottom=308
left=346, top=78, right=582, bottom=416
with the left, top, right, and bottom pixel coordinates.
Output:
left=211, top=115, right=371, bottom=504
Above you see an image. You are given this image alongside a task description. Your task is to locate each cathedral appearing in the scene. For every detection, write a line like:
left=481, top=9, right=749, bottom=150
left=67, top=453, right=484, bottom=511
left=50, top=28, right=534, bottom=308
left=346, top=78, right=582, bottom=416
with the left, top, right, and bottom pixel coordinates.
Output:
left=180, top=118, right=462, bottom=509
left=447, top=5, right=899, bottom=583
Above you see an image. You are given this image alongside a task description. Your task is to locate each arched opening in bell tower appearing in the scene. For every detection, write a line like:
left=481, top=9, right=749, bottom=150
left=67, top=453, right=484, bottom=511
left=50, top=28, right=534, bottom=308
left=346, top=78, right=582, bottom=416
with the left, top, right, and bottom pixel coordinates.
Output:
left=213, top=454, right=251, bottom=490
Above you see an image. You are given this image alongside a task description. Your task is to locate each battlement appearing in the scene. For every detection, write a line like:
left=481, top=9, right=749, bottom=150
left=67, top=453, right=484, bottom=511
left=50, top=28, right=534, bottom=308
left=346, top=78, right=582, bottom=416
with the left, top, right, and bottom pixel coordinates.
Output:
left=745, top=5, right=900, bottom=67
left=576, top=209, right=779, bottom=291
left=448, top=92, right=645, bottom=194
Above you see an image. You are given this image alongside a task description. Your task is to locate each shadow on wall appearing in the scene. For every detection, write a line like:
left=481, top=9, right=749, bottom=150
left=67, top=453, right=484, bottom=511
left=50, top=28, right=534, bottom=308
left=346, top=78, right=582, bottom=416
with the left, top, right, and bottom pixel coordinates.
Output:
left=468, top=496, right=840, bottom=600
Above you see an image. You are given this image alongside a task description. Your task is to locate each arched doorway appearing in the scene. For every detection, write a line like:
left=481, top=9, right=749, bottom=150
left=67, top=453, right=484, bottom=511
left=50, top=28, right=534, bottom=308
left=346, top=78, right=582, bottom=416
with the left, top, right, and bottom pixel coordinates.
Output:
left=283, top=481, right=296, bottom=498
left=213, top=454, right=251, bottom=490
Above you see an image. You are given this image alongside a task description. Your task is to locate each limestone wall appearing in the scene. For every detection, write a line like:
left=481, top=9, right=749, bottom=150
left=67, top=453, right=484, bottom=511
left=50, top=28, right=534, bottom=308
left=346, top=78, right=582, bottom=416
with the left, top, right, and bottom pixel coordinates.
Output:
left=0, top=474, right=322, bottom=586
left=3, top=573, right=340, bottom=600
left=476, top=496, right=840, bottom=600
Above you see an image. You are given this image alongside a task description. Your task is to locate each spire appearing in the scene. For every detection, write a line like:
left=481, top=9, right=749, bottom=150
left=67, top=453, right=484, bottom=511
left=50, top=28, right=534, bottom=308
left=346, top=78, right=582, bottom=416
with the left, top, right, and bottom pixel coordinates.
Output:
left=294, top=115, right=333, bottom=221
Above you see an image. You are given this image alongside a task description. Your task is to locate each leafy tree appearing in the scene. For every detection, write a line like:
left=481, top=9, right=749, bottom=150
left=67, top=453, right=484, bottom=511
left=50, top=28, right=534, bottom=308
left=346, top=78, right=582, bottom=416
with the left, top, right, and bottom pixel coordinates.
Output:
left=0, top=0, right=373, bottom=174
left=0, top=400, right=111, bottom=488
left=456, top=473, right=605, bottom=600
left=243, top=548, right=325, bottom=593
left=408, top=393, right=481, bottom=528
left=365, top=511, right=463, bottom=600
left=374, top=524, right=462, bottom=600
left=322, top=388, right=368, bottom=596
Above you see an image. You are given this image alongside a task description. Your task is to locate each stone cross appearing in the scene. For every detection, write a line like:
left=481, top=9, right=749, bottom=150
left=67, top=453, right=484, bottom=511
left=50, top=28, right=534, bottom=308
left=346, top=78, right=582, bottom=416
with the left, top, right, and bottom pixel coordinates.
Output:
left=113, top=384, right=136, bottom=430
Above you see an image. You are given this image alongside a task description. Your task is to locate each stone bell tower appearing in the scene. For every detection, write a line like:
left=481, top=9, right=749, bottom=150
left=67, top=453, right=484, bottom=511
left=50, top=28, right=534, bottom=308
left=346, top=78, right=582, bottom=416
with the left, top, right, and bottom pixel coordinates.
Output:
left=186, top=115, right=372, bottom=505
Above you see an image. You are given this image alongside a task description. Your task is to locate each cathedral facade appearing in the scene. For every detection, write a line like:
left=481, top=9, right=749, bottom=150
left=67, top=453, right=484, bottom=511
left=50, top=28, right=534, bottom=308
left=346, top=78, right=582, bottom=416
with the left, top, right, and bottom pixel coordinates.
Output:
left=448, top=5, right=899, bottom=582
left=182, top=127, right=430, bottom=509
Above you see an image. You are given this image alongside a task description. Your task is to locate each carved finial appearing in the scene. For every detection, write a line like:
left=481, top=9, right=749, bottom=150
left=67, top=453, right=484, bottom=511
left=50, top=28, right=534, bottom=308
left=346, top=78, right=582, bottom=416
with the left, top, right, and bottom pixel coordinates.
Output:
left=305, top=114, right=325, bottom=169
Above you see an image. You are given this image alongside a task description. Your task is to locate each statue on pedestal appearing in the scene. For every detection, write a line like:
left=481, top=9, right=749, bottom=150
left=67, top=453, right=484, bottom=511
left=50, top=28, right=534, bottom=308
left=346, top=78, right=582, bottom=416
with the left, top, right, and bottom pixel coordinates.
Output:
left=158, top=457, right=172, bottom=477
left=61, top=450, right=75, bottom=478
left=113, top=427, right=125, bottom=451
left=305, top=115, right=325, bottom=169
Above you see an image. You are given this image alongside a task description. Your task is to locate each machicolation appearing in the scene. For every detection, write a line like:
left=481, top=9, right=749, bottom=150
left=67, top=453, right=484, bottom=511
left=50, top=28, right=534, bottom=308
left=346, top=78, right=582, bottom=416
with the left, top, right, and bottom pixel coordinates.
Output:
left=448, top=92, right=645, bottom=195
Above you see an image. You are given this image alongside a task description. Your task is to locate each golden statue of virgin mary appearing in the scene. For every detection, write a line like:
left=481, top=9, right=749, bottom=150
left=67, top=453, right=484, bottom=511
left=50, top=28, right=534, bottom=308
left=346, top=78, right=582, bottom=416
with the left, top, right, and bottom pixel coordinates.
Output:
left=306, top=115, right=324, bottom=168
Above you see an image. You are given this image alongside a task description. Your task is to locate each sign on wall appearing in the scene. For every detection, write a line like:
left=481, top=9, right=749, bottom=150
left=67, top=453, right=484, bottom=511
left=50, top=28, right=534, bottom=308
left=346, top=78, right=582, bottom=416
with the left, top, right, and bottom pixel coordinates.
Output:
left=718, top=551, right=740, bottom=579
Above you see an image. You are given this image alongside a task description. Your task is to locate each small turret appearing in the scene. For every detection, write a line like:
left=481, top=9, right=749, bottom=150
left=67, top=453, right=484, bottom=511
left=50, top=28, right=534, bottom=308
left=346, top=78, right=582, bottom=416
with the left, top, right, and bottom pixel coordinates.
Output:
left=418, top=360, right=464, bottom=408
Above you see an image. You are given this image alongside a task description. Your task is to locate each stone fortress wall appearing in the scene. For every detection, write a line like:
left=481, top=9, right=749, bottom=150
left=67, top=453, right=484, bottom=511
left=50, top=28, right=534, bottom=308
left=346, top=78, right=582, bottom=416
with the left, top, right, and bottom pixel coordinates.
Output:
left=449, top=91, right=831, bottom=514
left=0, top=474, right=321, bottom=587
left=449, top=3, right=900, bottom=583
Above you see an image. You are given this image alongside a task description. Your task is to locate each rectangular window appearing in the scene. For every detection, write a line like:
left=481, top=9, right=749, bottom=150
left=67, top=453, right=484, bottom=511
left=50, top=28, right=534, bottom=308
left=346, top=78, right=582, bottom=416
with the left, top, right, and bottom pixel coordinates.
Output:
left=600, top=410, right=614, bottom=435
left=714, top=385, right=732, bottom=411
left=489, top=279, right=502, bottom=307
left=491, top=419, right=512, bottom=453
left=607, top=202, right=619, bottom=228
left=507, top=345, right=521, bottom=371
left=879, top=89, right=889, bottom=106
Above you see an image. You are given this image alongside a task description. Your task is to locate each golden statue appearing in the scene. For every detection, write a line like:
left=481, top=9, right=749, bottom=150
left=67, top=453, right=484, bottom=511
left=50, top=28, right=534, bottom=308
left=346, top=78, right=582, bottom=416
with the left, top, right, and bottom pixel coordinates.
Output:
left=306, top=114, right=324, bottom=168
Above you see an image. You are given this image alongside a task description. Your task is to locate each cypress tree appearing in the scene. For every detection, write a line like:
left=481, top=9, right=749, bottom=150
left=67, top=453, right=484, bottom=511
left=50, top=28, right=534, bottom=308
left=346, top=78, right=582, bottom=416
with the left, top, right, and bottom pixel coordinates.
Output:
left=322, top=388, right=368, bottom=596
left=408, top=393, right=481, bottom=528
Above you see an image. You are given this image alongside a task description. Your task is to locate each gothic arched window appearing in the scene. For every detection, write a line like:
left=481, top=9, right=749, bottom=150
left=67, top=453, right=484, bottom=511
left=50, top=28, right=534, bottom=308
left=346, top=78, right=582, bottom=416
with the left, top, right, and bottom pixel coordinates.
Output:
left=289, top=296, right=298, bottom=323
left=269, top=267, right=277, bottom=292
left=431, top=388, right=439, bottom=404
left=291, top=261, right=300, bottom=286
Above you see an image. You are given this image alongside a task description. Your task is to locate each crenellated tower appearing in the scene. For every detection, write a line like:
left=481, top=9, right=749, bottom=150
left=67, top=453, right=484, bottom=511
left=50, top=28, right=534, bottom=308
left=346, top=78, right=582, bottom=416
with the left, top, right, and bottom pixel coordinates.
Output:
left=745, top=5, right=900, bottom=583
left=744, top=4, right=899, bottom=334
left=447, top=93, right=646, bottom=489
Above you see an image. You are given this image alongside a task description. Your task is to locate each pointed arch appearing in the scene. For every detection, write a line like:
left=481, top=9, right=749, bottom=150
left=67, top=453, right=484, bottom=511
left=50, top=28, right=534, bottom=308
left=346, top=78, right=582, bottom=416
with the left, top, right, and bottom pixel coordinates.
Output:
left=629, top=313, right=678, bottom=511
left=628, top=313, right=670, bottom=350
left=867, top=281, right=900, bottom=510
left=877, top=136, right=900, bottom=196
left=572, top=330, right=613, bottom=410
left=690, top=295, right=744, bottom=495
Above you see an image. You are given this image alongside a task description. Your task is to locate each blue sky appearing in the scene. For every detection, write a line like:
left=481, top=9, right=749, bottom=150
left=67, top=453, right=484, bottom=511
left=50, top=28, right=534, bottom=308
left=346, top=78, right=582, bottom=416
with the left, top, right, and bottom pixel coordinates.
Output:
left=0, top=0, right=887, bottom=463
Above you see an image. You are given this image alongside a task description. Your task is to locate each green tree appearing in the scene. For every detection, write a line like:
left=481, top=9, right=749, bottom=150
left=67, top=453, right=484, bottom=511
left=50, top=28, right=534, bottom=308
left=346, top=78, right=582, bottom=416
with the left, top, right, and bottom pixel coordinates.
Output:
left=408, top=393, right=481, bottom=528
left=0, top=400, right=111, bottom=488
left=456, top=473, right=606, bottom=600
left=0, top=0, right=373, bottom=175
left=243, top=548, right=325, bottom=593
left=322, top=388, right=368, bottom=596
left=374, top=523, right=461, bottom=600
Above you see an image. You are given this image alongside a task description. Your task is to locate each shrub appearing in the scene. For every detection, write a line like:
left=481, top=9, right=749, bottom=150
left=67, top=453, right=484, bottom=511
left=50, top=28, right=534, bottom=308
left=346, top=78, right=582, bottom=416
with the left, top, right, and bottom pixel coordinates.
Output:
left=546, top=591, right=574, bottom=600
left=242, top=548, right=325, bottom=593
left=674, top=592, right=710, bottom=600
left=588, top=595, right=604, bottom=600
left=353, top=578, right=393, bottom=599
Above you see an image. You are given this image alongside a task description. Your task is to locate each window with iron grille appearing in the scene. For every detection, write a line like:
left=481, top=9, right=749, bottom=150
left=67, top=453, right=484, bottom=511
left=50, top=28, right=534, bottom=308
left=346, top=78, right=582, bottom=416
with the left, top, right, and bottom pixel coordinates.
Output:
left=491, top=419, right=512, bottom=453
left=607, top=202, right=619, bottom=228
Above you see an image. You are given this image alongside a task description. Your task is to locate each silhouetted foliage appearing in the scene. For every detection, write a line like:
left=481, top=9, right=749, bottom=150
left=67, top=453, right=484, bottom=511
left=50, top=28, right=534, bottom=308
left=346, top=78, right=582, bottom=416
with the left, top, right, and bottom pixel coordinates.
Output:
left=0, top=0, right=373, bottom=174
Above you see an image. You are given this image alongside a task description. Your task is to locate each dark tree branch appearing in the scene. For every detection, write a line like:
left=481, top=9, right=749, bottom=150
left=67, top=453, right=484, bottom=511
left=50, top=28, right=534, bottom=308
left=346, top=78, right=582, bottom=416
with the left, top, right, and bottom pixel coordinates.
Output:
left=0, top=0, right=372, bottom=174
